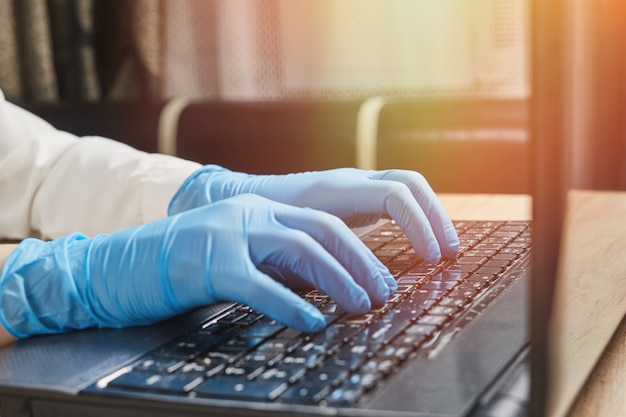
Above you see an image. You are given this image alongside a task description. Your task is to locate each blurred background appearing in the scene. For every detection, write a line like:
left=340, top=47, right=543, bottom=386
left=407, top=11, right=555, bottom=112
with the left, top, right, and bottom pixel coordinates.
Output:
left=0, top=0, right=592, bottom=194
left=0, top=0, right=529, bottom=102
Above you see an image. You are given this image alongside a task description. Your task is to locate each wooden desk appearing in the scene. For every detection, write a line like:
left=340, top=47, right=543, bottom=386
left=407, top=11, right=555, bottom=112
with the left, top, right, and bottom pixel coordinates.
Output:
left=438, top=193, right=626, bottom=417
left=438, top=193, right=532, bottom=222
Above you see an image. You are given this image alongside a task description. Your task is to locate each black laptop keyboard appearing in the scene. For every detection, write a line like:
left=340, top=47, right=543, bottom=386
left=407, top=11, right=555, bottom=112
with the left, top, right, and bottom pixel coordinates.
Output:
left=101, top=220, right=531, bottom=406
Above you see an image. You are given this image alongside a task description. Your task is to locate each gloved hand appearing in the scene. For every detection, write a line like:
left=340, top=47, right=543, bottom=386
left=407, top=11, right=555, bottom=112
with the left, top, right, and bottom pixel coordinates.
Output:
left=169, top=166, right=459, bottom=264
left=0, top=194, right=394, bottom=338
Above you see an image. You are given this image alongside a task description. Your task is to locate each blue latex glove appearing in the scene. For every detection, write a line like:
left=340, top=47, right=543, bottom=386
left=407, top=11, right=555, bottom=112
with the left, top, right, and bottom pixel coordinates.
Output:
left=169, top=166, right=459, bottom=264
left=0, top=194, right=394, bottom=338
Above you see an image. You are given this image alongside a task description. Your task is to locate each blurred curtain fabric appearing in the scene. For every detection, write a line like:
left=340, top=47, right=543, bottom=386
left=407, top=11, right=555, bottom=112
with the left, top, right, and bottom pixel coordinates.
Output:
left=161, top=0, right=530, bottom=101
left=0, top=0, right=163, bottom=103
left=94, top=0, right=164, bottom=101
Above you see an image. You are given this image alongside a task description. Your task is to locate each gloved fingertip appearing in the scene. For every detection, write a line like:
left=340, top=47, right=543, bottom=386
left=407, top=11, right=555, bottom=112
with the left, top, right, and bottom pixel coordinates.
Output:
left=442, top=243, right=460, bottom=259
left=375, top=264, right=396, bottom=294
left=355, top=291, right=372, bottom=313
left=443, top=223, right=461, bottom=258
left=370, top=286, right=390, bottom=307
left=300, top=304, right=327, bottom=333
left=431, top=238, right=445, bottom=263
left=308, top=316, right=327, bottom=333
left=425, top=253, right=441, bottom=266
left=384, top=275, right=398, bottom=293
left=339, top=289, right=371, bottom=315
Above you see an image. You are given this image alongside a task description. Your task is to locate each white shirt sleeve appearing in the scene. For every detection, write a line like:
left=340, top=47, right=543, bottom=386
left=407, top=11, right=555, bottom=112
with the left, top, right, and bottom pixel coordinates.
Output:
left=0, top=89, right=201, bottom=240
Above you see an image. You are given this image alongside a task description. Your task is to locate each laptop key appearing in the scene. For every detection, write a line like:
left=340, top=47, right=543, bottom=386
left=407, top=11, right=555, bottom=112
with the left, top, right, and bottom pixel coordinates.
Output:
left=258, top=366, right=306, bottom=384
left=393, top=332, right=429, bottom=349
left=237, top=323, right=285, bottom=338
left=486, top=259, right=512, bottom=268
left=417, top=315, right=449, bottom=328
left=323, top=373, right=379, bottom=405
left=324, top=384, right=365, bottom=406
left=152, top=339, right=207, bottom=360
left=360, top=357, right=397, bottom=377
left=281, top=349, right=325, bottom=369
left=223, top=364, right=265, bottom=380
left=377, top=344, right=414, bottom=361
left=278, top=383, right=332, bottom=404
left=421, top=281, right=458, bottom=291
left=109, top=371, right=203, bottom=393
left=325, top=348, right=369, bottom=371
left=382, top=308, right=420, bottom=323
left=300, top=367, right=349, bottom=387
left=133, top=356, right=185, bottom=374
left=217, top=310, right=248, bottom=325
left=364, top=319, right=410, bottom=345
left=178, top=359, right=224, bottom=377
left=314, top=322, right=363, bottom=344
left=194, top=376, right=287, bottom=401
left=240, top=347, right=285, bottom=368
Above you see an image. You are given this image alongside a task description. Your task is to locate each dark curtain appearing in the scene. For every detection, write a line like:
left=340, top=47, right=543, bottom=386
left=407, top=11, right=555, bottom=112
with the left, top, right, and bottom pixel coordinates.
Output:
left=0, top=0, right=163, bottom=103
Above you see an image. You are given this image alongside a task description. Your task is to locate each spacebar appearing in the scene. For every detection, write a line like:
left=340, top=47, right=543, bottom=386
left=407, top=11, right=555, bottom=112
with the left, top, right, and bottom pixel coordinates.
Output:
left=193, top=376, right=287, bottom=401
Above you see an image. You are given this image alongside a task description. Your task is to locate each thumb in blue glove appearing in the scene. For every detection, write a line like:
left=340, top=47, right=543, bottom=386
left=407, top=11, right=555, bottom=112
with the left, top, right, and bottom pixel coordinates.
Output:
left=0, top=194, right=393, bottom=338
left=169, top=166, right=459, bottom=264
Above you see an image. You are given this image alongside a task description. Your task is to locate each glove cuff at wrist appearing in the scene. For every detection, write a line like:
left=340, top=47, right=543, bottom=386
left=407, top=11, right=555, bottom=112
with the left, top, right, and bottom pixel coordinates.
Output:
left=0, top=234, right=99, bottom=338
left=168, top=164, right=232, bottom=215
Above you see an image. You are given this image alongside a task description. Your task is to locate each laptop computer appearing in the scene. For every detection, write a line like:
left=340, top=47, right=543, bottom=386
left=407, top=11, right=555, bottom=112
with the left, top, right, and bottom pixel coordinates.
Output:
left=1, top=1, right=625, bottom=417
left=0, top=218, right=533, bottom=417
